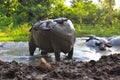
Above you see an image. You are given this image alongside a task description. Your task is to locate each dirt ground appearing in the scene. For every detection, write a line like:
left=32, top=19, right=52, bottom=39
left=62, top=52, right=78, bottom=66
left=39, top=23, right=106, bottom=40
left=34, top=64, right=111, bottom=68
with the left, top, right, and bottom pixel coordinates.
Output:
left=0, top=53, right=120, bottom=80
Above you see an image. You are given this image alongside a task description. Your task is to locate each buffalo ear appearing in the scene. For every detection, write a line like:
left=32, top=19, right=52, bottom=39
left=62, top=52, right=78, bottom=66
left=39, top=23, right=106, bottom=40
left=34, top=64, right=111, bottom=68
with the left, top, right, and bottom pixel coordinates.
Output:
left=29, top=26, right=37, bottom=31
left=86, top=39, right=90, bottom=42
left=64, top=18, right=68, bottom=21
left=106, top=43, right=112, bottom=47
left=54, top=18, right=68, bottom=24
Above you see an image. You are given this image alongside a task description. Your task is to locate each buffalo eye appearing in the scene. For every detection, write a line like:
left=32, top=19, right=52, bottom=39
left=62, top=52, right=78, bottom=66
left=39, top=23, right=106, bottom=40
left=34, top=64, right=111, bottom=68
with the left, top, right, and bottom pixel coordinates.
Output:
left=95, top=42, right=101, bottom=46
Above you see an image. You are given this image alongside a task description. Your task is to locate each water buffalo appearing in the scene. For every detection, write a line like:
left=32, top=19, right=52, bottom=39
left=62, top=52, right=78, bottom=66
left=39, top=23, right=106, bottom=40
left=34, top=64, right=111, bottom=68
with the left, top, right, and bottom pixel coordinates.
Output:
left=108, top=36, right=120, bottom=46
left=86, top=36, right=112, bottom=51
left=29, top=18, right=76, bottom=61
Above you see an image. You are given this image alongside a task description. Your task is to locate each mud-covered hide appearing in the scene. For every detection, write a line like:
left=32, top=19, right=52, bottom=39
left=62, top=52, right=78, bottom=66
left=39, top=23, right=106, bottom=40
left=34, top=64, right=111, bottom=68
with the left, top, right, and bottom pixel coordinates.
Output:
left=30, top=19, right=53, bottom=31
left=86, top=36, right=112, bottom=51
left=29, top=17, right=76, bottom=61
left=108, top=36, right=120, bottom=46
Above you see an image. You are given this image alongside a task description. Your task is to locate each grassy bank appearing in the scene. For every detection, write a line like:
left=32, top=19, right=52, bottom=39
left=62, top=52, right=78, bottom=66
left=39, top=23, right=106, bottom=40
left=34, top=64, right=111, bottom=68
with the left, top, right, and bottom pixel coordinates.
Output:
left=0, top=23, right=120, bottom=41
left=75, top=22, right=120, bottom=37
left=0, top=23, right=30, bottom=42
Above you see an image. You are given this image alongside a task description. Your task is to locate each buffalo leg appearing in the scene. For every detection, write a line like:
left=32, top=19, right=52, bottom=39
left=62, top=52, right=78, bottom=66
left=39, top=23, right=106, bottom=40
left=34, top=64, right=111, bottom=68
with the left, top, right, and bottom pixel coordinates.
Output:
left=55, top=51, right=60, bottom=61
left=41, top=50, right=48, bottom=55
left=29, top=39, right=36, bottom=56
left=67, top=47, right=73, bottom=59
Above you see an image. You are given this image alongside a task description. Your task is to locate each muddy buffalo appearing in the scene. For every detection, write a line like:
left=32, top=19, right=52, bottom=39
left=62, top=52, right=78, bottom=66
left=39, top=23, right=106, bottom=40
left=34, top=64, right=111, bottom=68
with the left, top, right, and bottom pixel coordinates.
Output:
left=108, top=36, right=120, bottom=46
left=86, top=35, right=112, bottom=51
left=29, top=18, right=76, bottom=61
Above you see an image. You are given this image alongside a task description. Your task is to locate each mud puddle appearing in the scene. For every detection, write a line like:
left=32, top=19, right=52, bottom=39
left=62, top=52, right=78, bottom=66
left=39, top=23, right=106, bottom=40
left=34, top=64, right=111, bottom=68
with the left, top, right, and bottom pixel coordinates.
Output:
left=0, top=38, right=119, bottom=64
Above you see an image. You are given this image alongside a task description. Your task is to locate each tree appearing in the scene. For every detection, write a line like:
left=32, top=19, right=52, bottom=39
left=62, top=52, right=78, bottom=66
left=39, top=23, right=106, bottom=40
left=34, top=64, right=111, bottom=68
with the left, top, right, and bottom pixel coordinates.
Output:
left=99, top=0, right=115, bottom=26
left=70, top=0, right=99, bottom=24
left=51, top=0, right=70, bottom=18
left=17, top=0, right=57, bottom=22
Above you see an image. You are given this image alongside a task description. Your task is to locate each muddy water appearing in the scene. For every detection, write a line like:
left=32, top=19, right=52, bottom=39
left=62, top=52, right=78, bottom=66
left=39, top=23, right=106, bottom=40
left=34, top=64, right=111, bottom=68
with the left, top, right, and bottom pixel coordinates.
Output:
left=0, top=38, right=119, bottom=64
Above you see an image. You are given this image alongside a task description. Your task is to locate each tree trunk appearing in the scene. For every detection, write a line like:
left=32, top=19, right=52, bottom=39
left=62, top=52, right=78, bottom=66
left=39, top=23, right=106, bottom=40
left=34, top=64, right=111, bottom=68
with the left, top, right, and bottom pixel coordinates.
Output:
left=109, top=0, right=112, bottom=26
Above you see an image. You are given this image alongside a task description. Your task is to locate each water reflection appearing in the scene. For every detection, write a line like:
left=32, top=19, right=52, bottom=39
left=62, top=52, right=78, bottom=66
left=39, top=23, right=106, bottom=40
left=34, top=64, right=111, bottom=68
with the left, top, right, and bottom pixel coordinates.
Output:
left=0, top=38, right=120, bottom=64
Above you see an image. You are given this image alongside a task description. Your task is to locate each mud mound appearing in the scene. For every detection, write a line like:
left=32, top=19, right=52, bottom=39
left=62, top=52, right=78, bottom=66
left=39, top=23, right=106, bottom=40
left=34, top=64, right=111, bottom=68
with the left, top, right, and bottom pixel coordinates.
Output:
left=44, top=54, right=120, bottom=80
left=0, top=60, right=52, bottom=80
left=0, top=54, right=120, bottom=80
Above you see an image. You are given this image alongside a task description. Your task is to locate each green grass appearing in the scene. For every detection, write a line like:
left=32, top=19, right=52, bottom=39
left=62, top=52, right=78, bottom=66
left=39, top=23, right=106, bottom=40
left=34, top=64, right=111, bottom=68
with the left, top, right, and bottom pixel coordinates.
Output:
left=75, top=23, right=120, bottom=37
left=0, top=36, right=28, bottom=41
left=0, top=23, right=30, bottom=42
left=0, top=22, right=120, bottom=41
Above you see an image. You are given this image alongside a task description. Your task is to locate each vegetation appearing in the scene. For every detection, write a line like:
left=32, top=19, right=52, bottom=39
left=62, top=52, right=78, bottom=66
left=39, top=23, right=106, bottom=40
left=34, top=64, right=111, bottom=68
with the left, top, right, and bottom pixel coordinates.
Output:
left=0, top=0, right=120, bottom=41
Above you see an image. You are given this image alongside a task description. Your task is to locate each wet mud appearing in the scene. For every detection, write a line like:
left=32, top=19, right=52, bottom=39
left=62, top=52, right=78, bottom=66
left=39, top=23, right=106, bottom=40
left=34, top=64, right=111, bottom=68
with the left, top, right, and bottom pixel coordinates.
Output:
left=0, top=53, right=120, bottom=80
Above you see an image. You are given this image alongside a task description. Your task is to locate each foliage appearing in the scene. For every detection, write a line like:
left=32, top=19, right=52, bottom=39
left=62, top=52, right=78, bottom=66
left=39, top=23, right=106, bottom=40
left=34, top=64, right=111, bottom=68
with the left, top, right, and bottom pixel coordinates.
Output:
left=51, top=0, right=69, bottom=18
left=0, top=23, right=30, bottom=41
left=75, top=22, right=120, bottom=37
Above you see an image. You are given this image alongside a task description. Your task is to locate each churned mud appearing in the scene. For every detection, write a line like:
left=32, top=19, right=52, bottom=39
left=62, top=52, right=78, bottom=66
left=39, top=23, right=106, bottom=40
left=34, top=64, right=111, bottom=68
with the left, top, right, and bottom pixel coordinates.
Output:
left=0, top=53, right=120, bottom=80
